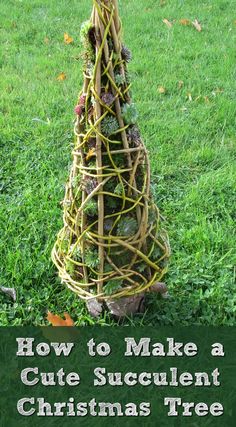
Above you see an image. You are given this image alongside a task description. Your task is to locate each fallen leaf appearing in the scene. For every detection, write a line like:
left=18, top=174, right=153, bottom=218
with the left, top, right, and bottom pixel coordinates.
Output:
left=64, top=32, right=73, bottom=44
left=162, top=18, right=172, bottom=28
left=158, top=86, right=166, bottom=94
left=46, top=311, right=74, bottom=326
left=86, top=148, right=96, bottom=161
left=204, top=96, right=210, bottom=103
left=192, top=19, right=202, bottom=32
left=0, top=286, right=16, bottom=301
left=178, top=80, right=184, bottom=89
left=179, top=18, right=191, bottom=26
left=56, top=72, right=66, bottom=81
left=44, top=37, right=49, bottom=44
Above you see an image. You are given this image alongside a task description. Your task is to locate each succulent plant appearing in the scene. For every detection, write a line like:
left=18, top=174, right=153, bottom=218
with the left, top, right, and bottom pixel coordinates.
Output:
left=112, top=153, right=126, bottom=168
left=137, top=262, right=147, bottom=273
left=104, top=262, right=113, bottom=273
left=84, top=248, right=100, bottom=269
left=150, top=243, right=163, bottom=262
left=117, top=216, right=138, bottom=236
left=74, top=104, right=84, bottom=116
left=71, top=246, right=82, bottom=262
left=85, top=178, right=98, bottom=194
left=104, top=278, right=123, bottom=295
left=101, top=92, right=115, bottom=106
left=104, top=177, right=116, bottom=192
left=122, top=103, right=138, bottom=125
left=84, top=198, right=98, bottom=216
left=79, top=94, right=87, bottom=106
left=110, top=248, right=130, bottom=267
left=106, top=196, right=119, bottom=210
left=115, top=72, right=126, bottom=86
left=127, top=125, right=142, bottom=146
left=104, top=218, right=114, bottom=233
left=114, top=182, right=124, bottom=196
left=101, top=115, right=119, bottom=137
left=121, top=45, right=132, bottom=63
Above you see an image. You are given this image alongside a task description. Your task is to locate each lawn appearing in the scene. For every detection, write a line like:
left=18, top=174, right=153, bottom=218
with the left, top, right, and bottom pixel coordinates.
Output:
left=0, top=0, right=235, bottom=325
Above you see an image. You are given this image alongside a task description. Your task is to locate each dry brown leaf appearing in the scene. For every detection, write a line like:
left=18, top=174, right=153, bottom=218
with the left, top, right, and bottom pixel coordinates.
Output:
left=158, top=86, right=166, bottom=94
left=57, top=72, right=66, bottom=81
left=179, top=19, right=191, bottom=26
left=46, top=311, right=74, bottom=326
left=162, top=18, right=172, bottom=28
left=64, top=32, right=73, bottom=44
left=44, top=37, right=49, bottom=44
left=192, top=19, right=202, bottom=32
left=86, top=148, right=96, bottom=161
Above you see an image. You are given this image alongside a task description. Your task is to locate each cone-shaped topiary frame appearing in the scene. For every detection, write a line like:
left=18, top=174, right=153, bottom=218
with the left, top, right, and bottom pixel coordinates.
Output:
left=52, top=0, right=170, bottom=302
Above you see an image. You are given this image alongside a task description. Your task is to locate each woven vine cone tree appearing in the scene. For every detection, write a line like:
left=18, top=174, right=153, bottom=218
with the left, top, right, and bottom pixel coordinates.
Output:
left=52, top=0, right=170, bottom=317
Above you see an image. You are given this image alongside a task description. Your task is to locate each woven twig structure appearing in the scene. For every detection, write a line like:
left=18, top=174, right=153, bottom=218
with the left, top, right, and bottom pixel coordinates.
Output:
left=52, top=0, right=170, bottom=302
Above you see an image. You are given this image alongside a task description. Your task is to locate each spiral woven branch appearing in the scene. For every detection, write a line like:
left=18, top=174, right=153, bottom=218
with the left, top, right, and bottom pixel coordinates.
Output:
left=52, top=0, right=170, bottom=301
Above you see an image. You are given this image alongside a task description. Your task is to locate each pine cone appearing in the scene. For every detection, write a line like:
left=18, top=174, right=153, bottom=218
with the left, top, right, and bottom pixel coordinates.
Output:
left=79, top=94, right=87, bottom=106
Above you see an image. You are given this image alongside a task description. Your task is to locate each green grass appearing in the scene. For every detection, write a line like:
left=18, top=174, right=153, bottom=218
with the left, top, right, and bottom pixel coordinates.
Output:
left=0, top=0, right=235, bottom=325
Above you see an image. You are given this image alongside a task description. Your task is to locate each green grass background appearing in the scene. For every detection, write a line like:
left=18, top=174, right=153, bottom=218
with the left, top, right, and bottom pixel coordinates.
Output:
left=0, top=0, right=235, bottom=325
